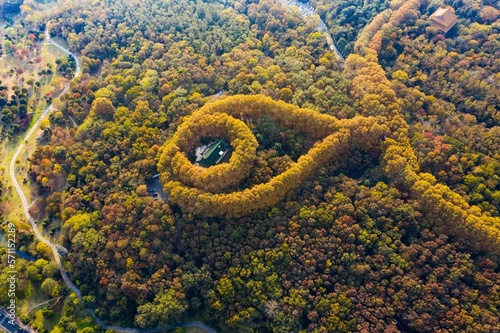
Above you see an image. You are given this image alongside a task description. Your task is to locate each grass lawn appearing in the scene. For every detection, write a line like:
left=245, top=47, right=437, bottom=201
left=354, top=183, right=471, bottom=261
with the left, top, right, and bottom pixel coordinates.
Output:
left=0, top=28, right=68, bottom=234
left=75, top=308, right=99, bottom=332
left=0, top=37, right=66, bottom=89
left=24, top=287, right=64, bottom=333
left=0, top=132, right=31, bottom=231
left=49, top=36, right=70, bottom=50
left=1, top=10, right=75, bottom=333
left=0, top=118, right=45, bottom=231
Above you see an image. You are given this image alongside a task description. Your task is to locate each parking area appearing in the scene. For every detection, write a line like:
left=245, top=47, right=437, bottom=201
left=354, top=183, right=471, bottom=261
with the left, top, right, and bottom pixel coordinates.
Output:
left=147, top=175, right=168, bottom=201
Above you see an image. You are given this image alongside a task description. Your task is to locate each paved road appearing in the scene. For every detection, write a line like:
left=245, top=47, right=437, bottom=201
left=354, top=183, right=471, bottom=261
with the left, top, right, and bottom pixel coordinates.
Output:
left=147, top=177, right=168, bottom=201
left=281, top=0, right=345, bottom=62
left=8, top=23, right=217, bottom=333
left=0, top=309, right=31, bottom=333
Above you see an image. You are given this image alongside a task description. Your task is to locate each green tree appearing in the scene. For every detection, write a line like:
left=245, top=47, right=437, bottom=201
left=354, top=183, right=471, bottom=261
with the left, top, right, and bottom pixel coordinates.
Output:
left=90, top=97, right=115, bottom=119
left=135, top=289, right=188, bottom=328
left=41, top=278, right=61, bottom=297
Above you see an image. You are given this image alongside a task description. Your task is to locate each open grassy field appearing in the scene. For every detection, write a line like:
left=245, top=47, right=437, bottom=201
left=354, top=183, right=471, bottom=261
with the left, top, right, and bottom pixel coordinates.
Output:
left=0, top=42, right=68, bottom=110
left=0, top=23, right=67, bottom=233
left=0, top=130, right=31, bottom=231
left=0, top=8, right=86, bottom=333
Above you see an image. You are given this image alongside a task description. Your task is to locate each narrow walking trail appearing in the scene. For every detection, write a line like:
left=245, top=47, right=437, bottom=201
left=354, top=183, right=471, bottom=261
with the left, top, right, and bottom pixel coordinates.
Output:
left=8, top=23, right=217, bottom=333
left=281, top=0, right=345, bottom=62
left=9, top=26, right=83, bottom=299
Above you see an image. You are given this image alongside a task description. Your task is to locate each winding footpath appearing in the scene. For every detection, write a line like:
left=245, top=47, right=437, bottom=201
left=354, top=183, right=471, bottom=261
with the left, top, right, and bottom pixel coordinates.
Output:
left=8, top=26, right=217, bottom=333
left=9, top=27, right=83, bottom=300
left=281, top=0, right=345, bottom=62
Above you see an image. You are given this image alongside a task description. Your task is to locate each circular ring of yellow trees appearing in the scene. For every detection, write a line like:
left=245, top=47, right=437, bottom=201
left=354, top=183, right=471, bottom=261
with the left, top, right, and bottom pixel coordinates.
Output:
left=158, top=95, right=389, bottom=218
left=156, top=50, right=500, bottom=253
left=160, top=112, right=258, bottom=193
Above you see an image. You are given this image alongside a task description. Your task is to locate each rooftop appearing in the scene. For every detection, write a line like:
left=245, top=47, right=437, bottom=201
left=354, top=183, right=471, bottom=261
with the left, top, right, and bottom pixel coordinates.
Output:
left=429, top=7, right=458, bottom=33
left=196, top=139, right=231, bottom=167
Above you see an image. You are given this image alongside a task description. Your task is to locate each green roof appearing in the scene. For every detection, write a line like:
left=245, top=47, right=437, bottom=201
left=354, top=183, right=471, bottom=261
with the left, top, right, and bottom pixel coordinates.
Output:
left=200, top=139, right=230, bottom=166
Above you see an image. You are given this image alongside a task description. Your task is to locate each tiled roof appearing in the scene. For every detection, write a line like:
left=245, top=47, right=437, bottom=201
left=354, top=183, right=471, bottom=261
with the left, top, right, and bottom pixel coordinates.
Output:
left=429, top=7, right=458, bottom=33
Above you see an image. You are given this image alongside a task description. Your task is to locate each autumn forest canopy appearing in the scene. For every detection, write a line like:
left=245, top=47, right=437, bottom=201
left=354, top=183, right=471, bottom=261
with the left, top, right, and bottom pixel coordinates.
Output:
left=1, top=0, right=500, bottom=332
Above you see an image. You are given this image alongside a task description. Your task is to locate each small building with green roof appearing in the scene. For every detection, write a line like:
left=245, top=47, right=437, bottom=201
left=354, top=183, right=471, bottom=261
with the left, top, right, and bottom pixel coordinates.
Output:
left=195, top=139, right=231, bottom=167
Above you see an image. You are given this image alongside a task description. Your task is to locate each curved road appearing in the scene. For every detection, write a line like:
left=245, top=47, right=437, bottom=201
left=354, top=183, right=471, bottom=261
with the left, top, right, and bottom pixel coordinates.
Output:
left=9, top=26, right=84, bottom=300
left=8, top=25, right=217, bottom=333
left=281, top=0, right=345, bottom=62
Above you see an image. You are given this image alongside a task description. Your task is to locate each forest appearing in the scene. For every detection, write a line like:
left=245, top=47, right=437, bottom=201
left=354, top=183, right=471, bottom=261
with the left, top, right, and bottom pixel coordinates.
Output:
left=1, top=0, right=500, bottom=332
left=0, top=0, right=24, bottom=19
